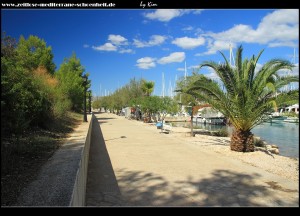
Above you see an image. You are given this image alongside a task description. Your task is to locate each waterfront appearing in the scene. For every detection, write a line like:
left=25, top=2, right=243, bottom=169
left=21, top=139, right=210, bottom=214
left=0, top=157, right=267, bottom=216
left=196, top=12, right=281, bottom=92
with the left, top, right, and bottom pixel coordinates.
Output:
left=252, top=122, right=299, bottom=158
left=173, top=121, right=299, bottom=158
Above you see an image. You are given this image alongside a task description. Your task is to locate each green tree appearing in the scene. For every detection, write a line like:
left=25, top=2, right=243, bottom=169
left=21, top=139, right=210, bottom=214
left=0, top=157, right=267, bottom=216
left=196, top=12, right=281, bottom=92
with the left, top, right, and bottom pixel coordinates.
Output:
left=183, top=45, right=299, bottom=152
left=141, top=80, right=155, bottom=96
left=159, top=96, right=179, bottom=120
left=1, top=33, right=59, bottom=134
left=55, top=53, right=88, bottom=112
left=174, top=72, right=202, bottom=106
left=139, top=96, right=161, bottom=120
left=92, top=96, right=101, bottom=110
left=127, top=78, right=144, bottom=100
left=16, top=35, right=56, bottom=74
left=1, top=33, right=27, bottom=134
left=100, top=96, right=110, bottom=112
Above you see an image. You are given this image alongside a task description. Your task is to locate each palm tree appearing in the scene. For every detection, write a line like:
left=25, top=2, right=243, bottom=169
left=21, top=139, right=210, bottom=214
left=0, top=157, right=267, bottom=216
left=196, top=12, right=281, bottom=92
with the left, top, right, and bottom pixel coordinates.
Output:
left=141, top=80, right=155, bottom=97
left=184, top=45, right=299, bottom=152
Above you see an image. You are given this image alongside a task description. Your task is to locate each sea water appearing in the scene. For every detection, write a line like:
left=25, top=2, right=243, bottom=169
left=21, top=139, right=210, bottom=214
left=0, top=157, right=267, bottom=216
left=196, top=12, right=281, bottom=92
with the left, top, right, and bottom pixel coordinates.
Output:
left=252, top=122, right=299, bottom=158
left=173, top=121, right=299, bottom=158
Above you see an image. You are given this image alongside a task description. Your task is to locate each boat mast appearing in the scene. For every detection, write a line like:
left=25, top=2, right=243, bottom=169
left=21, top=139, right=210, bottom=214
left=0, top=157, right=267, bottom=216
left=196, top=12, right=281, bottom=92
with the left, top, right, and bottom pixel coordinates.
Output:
left=229, top=42, right=235, bottom=67
left=184, top=61, right=187, bottom=80
left=161, top=72, right=165, bottom=98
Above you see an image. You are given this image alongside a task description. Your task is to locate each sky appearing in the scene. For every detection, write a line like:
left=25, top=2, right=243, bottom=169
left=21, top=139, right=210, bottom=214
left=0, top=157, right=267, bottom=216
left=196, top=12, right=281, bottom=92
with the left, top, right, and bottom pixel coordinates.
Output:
left=1, top=9, right=299, bottom=97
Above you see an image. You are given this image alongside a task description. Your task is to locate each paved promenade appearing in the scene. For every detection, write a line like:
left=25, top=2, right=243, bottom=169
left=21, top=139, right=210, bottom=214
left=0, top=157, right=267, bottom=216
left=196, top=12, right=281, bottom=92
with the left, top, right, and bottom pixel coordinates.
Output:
left=86, top=112, right=298, bottom=207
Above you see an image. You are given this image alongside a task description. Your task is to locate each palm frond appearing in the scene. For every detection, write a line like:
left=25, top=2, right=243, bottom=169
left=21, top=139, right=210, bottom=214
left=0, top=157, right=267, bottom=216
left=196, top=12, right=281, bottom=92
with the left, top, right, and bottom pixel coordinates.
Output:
left=179, top=45, right=299, bottom=132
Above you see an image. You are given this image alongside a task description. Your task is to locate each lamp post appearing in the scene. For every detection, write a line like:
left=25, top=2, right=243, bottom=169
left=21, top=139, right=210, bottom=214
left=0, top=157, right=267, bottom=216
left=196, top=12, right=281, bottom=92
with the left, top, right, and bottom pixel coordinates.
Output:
left=88, top=90, right=92, bottom=113
left=188, top=100, right=196, bottom=137
left=190, top=105, right=194, bottom=137
left=82, top=74, right=88, bottom=122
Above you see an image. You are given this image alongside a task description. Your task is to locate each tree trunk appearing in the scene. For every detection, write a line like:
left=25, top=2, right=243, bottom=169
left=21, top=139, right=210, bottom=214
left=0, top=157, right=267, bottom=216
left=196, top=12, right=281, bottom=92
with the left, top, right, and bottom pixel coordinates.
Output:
left=230, top=129, right=254, bottom=152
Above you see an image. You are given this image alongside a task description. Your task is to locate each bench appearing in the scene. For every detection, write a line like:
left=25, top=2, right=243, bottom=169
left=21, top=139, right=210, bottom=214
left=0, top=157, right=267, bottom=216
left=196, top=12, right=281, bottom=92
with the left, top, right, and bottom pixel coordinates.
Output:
left=156, top=120, right=172, bottom=133
left=162, top=123, right=172, bottom=133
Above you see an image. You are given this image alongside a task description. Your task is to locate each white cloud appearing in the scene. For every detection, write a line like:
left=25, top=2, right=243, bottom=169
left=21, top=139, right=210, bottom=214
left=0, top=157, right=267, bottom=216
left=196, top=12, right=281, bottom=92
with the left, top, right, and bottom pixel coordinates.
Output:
left=119, top=49, right=134, bottom=54
left=189, top=65, right=200, bottom=70
left=158, top=52, right=185, bottom=64
left=136, top=57, right=156, bottom=69
left=202, top=9, right=298, bottom=51
left=256, top=63, right=298, bottom=79
left=196, top=40, right=236, bottom=56
left=177, top=68, right=185, bottom=71
left=133, top=35, right=167, bottom=48
left=172, top=36, right=205, bottom=49
left=92, top=43, right=117, bottom=51
left=144, top=9, right=204, bottom=22
left=144, top=10, right=181, bottom=22
left=108, top=34, right=128, bottom=45
left=83, top=44, right=89, bottom=48
left=202, top=67, right=221, bottom=82
left=276, top=63, right=299, bottom=78
left=182, top=26, right=194, bottom=32
left=254, top=63, right=263, bottom=73
left=92, top=34, right=132, bottom=53
left=269, top=41, right=298, bottom=48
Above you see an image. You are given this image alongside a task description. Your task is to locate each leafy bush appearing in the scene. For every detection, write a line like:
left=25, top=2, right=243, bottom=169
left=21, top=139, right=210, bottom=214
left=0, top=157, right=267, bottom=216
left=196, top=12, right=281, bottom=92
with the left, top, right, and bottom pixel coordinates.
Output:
left=253, top=138, right=265, bottom=147
left=1, top=33, right=74, bottom=135
left=211, top=128, right=229, bottom=137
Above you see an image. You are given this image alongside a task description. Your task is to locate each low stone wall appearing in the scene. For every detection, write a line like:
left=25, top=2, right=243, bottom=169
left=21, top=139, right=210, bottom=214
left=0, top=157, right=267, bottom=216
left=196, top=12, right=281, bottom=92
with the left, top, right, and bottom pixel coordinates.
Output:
left=164, top=117, right=190, bottom=122
left=70, top=114, right=95, bottom=206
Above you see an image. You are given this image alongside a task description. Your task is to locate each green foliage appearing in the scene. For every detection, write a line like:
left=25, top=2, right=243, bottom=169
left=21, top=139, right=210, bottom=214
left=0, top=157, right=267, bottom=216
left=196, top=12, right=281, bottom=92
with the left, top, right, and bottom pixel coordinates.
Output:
left=211, top=129, right=229, bottom=137
left=174, top=72, right=204, bottom=106
left=92, top=77, right=180, bottom=121
left=183, top=45, right=299, bottom=132
left=1, top=65, right=36, bottom=134
left=55, top=53, right=87, bottom=112
left=253, top=138, right=265, bottom=147
left=141, top=79, right=155, bottom=96
left=282, top=112, right=299, bottom=117
left=52, top=87, right=72, bottom=118
left=160, top=96, right=180, bottom=119
left=92, top=97, right=102, bottom=110
left=1, top=33, right=83, bottom=136
left=140, top=96, right=161, bottom=115
left=1, top=33, right=35, bottom=134
left=16, top=35, right=56, bottom=74
left=92, top=78, right=146, bottom=112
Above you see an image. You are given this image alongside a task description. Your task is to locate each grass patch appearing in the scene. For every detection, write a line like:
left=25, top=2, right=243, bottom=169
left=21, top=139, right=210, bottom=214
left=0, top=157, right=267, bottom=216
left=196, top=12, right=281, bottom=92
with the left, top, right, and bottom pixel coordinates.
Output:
left=1, top=111, right=82, bottom=206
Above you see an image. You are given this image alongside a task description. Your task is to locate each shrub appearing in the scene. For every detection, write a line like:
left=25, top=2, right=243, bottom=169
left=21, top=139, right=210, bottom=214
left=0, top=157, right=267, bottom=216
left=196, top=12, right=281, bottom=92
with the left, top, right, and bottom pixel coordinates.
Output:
left=253, top=137, right=265, bottom=147
left=211, top=128, right=229, bottom=137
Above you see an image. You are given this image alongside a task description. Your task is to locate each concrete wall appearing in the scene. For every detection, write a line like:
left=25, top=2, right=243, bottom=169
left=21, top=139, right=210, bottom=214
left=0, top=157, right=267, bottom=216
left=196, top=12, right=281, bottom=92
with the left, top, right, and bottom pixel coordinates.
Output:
left=70, top=114, right=95, bottom=206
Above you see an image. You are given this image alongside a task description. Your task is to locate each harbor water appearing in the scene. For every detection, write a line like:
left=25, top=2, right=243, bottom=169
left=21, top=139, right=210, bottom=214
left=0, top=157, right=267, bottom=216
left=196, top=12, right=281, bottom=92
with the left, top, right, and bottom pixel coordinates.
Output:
left=173, top=121, right=299, bottom=158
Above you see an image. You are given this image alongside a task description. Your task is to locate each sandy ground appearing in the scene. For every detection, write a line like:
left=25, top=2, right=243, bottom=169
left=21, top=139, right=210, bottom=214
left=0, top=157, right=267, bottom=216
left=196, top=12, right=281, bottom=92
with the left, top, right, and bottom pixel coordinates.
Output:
left=170, top=128, right=299, bottom=182
left=86, top=112, right=299, bottom=207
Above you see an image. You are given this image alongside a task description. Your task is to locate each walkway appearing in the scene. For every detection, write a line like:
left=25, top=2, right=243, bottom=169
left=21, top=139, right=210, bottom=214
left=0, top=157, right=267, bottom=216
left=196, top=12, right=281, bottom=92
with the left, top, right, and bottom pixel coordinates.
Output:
left=85, top=112, right=298, bottom=207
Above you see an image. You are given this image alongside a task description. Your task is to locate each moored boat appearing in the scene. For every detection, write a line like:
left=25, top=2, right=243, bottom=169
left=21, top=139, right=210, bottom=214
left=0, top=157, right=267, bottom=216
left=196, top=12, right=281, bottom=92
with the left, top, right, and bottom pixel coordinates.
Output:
left=283, top=117, right=299, bottom=123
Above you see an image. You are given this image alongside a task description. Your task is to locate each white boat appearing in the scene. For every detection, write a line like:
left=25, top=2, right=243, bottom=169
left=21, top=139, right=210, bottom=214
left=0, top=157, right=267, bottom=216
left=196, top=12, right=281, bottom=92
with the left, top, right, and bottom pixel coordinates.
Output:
left=283, top=117, right=299, bottom=123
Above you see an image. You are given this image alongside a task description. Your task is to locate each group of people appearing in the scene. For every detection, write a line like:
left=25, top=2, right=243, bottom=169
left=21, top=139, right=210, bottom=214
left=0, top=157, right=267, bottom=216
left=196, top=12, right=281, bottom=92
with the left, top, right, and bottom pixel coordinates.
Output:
left=132, top=108, right=142, bottom=121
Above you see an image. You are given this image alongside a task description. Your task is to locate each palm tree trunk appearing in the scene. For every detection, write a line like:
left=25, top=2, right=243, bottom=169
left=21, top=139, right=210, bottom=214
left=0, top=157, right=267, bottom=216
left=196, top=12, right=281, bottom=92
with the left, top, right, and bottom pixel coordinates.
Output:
left=230, top=129, right=254, bottom=152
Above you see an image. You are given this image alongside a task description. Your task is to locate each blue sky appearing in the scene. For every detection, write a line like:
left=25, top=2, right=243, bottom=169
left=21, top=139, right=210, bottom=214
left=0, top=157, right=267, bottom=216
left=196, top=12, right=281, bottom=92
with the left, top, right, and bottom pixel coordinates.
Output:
left=2, top=9, right=299, bottom=96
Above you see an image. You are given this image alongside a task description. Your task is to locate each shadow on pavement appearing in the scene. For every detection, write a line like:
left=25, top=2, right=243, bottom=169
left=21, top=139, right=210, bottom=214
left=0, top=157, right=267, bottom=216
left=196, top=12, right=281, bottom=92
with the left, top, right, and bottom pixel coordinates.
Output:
left=96, top=116, right=117, bottom=125
left=85, top=117, right=123, bottom=206
left=115, top=169, right=296, bottom=207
